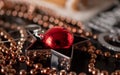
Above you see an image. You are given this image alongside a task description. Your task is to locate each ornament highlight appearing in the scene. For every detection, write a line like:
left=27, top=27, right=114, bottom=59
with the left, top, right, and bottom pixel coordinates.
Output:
left=42, top=27, right=74, bottom=50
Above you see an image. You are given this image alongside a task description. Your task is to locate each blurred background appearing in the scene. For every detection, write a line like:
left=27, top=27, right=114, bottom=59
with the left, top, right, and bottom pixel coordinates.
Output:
left=11, top=0, right=118, bottom=22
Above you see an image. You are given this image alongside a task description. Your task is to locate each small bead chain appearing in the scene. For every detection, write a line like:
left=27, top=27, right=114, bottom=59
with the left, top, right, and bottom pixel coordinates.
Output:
left=88, top=52, right=120, bottom=75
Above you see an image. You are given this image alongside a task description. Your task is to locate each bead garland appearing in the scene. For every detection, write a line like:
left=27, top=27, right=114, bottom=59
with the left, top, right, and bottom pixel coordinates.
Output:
left=0, top=0, right=119, bottom=75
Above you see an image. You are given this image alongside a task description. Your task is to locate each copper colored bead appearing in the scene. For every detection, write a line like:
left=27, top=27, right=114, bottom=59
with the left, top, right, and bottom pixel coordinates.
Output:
left=77, top=21, right=82, bottom=27
left=49, top=24, right=54, bottom=28
left=66, top=18, right=71, bottom=23
left=41, top=67, right=51, bottom=74
left=46, top=67, right=51, bottom=74
left=9, top=69, right=16, bottom=74
left=28, top=5, right=35, bottom=14
left=115, top=53, right=120, bottom=59
left=111, top=72, right=116, bottom=75
left=101, top=70, right=109, bottom=75
left=89, top=59, right=96, bottom=63
left=28, top=15, right=33, bottom=20
left=88, top=63, right=95, bottom=68
left=33, top=17, right=39, bottom=23
left=81, top=46, right=87, bottom=51
left=71, top=19, right=76, bottom=25
left=58, top=22, right=64, bottom=27
left=0, top=10, right=4, bottom=15
left=43, top=22, right=48, bottom=28
left=95, top=50, right=102, bottom=55
left=59, top=70, right=67, bottom=75
left=41, top=68, right=47, bottom=74
left=115, top=70, right=120, bottom=75
left=50, top=68, right=57, bottom=74
left=5, top=50, right=11, bottom=54
left=88, top=67, right=95, bottom=72
left=6, top=65, right=12, bottom=69
left=77, top=29, right=83, bottom=34
left=104, top=52, right=111, bottom=57
left=49, top=17, right=54, bottom=22
left=93, top=35, right=98, bottom=39
left=0, top=52, right=3, bottom=56
left=4, top=55, right=10, bottom=60
left=79, top=72, right=86, bottom=75
left=60, top=16, right=65, bottom=21
left=1, top=67, right=8, bottom=74
left=0, top=1, right=4, bottom=9
left=30, top=69, right=37, bottom=75
left=9, top=59, right=16, bottom=65
left=21, top=6, right=27, bottom=12
left=15, top=5, right=20, bottom=11
left=23, top=13, right=28, bottom=19
left=18, top=12, right=23, bottom=17
left=88, top=32, right=93, bottom=37
left=0, top=55, right=3, bottom=60
left=6, top=10, right=11, bottom=16
left=19, top=55, right=26, bottom=62
left=43, top=16, right=48, bottom=21
left=54, top=19, right=59, bottom=24
left=91, top=54, right=97, bottom=59
left=12, top=11, right=17, bottom=16
left=34, top=63, right=43, bottom=70
left=26, top=60, right=33, bottom=67
left=92, top=69, right=100, bottom=75
left=19, top=69, right=27, bottom=75
left=88, top=49, right=94, bottom=54
left=38, top=20, right=43, bottom=25
left=85, top=32, right=90, bottom=36
left=89, top=46, right=96, bottom=50
left=67, top=26, right=72, bottom=31
left=87, top=42, right=92, bottom=46
left=69, top=72, right=77, bottom=75
left=11, top=52, right=18, bottom=59
left=72, top=28, right=77, bottom=33
left=0, top=59, right=6, bottom=65
left=37, top=15, right=42, bottom=19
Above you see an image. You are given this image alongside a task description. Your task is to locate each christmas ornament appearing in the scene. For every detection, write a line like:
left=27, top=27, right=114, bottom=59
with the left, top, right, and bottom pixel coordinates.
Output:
left=42, top=26, right=74, bottom=50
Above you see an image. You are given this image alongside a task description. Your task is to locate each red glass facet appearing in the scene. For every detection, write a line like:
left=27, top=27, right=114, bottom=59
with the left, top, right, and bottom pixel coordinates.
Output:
left=42, top=27, right=74, bottom=50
